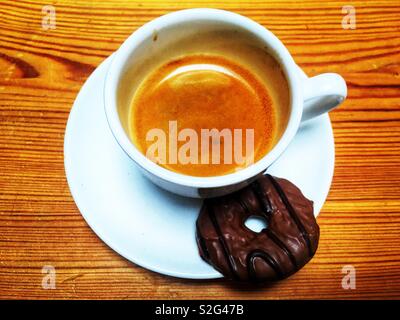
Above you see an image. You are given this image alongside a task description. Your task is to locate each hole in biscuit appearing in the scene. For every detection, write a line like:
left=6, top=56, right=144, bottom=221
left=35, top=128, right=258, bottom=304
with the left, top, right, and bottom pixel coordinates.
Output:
left=244, top=215, right=268, bottom=233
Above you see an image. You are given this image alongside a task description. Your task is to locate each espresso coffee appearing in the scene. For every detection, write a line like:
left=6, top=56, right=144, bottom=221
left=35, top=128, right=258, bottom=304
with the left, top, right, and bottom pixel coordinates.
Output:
left=129, top=53, right=288, bottom=177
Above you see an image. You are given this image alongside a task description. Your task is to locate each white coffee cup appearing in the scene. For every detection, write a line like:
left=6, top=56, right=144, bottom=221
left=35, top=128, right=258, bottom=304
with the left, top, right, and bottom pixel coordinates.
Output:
left=104, top=8, right=347, bottom=198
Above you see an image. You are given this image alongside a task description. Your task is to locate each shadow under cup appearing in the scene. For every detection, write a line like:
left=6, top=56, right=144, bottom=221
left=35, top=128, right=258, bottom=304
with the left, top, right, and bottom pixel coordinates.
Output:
left=115, top=18, right=292, bottom=177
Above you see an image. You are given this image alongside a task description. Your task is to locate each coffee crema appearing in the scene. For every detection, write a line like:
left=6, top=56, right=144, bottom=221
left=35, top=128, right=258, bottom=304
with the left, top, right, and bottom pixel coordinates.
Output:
left=129, top=54, right=284, bottom=177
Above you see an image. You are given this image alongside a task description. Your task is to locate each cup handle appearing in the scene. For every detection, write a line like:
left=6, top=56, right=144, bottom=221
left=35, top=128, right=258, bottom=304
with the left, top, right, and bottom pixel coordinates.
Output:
left=300, top=72, right=347, bottom=122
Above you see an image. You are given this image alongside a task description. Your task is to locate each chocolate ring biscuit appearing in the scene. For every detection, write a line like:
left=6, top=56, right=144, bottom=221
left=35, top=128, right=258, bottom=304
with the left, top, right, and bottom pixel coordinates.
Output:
left=196, top=174, right=319, bottom=282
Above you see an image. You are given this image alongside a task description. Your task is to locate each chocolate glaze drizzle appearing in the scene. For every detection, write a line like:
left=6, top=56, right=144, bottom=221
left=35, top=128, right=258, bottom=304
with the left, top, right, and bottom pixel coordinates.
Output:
left=266, top=174, right=313, bottom=257
left=251, top=180, right=273, bottom=215
left=206, top=199, right=239, bottom=280
left=264, top=228, right=298, bottom=269
left=248, top=178, right=298, bottom=275
left=247, top=250, right=284, bottom=280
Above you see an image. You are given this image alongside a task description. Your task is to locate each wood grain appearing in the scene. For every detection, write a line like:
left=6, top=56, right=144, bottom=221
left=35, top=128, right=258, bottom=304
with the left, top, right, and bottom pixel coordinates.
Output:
left=0, top=0, right=400, bottom=299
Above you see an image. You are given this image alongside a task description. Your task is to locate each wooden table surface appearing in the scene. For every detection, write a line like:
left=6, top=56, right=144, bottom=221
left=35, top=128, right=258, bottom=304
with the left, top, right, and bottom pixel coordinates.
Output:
left=0, top=0, right=399, bottom=300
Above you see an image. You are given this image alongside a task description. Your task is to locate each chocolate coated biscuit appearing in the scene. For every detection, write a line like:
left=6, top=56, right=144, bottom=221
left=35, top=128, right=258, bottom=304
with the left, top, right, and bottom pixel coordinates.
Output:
left=196, top=174, right=319, bottom=282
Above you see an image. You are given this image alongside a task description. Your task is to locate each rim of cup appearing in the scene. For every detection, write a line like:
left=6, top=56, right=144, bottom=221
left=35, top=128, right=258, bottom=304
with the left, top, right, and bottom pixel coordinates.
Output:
left=104, top=8, right=303, bottom=188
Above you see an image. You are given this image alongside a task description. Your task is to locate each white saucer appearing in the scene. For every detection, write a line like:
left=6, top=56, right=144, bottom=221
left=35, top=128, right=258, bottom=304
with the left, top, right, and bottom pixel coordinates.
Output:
left=64, top=57, right=334, bottom=279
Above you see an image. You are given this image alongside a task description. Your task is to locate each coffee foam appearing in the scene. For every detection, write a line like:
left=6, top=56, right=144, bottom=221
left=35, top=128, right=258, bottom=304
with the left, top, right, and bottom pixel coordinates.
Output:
left=129, top=53, right=288, bottom=177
